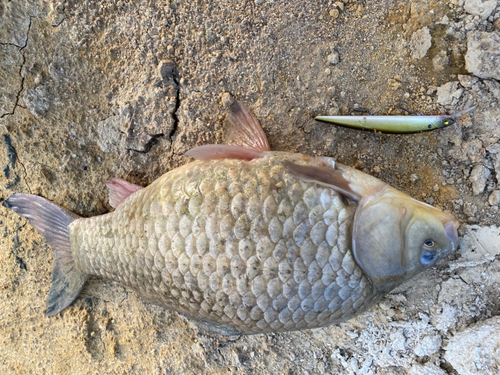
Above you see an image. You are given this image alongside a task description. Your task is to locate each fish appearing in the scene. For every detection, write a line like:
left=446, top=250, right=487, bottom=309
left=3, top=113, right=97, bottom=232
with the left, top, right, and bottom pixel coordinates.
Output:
left=4, top=101, right=459, bottom=335
left=315, top=106, right=476, bottom=133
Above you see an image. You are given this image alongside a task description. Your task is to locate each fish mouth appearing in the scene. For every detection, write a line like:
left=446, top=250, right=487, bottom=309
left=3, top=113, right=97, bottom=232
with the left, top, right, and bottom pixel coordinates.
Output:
left=443, top=219, right=460, bottom=252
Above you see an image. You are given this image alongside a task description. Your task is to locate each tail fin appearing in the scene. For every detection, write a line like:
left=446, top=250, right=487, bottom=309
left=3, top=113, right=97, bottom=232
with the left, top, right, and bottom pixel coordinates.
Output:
left=4, top=193, right=88, bottom=316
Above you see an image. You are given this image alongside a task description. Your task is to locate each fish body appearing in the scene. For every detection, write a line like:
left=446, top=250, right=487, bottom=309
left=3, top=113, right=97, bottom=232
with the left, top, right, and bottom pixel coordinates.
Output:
left=5, top=101, right=459, bottom=335
left=72, top=153, right=377, bottom=334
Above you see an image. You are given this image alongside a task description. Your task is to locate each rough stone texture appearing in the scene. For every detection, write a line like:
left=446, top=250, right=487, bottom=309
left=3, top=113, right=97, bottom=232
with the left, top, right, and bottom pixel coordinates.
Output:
left=436, top=81, right=463, bottom=107
left=489, top=190, right=500, bottom=206
left=464, top=0, right=498, bottom=19
left=469, top=164, right=490, bottom=195
left=409, top=27, right=432, bottom=59
left=1, top=0, right=500, bottom=373
left=465, top=31, right=500, bottom=80
left=0, top=45, right=23, bottom=116
left=444, top=316, right=500, bottom=374
left=487, top=143, right=500, bottom=180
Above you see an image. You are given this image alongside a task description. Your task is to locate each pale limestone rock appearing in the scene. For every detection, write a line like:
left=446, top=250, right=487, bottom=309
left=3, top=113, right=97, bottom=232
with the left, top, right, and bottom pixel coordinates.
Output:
left=410, top=27, right=432, bottom=59
left=436, top=81, right=463, bottom=106
left=469, top=164, right=490, bottom=195
left=445, top=316, right=500, bottom=375
left=465, top=31, right=500, bottom=80
left=464, top=0, right=498, bottom=19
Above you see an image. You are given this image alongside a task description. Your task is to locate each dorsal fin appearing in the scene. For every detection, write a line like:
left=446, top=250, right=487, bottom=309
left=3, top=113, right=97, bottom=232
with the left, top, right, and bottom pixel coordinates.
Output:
left=284, top=161, right=361, bottom=201
left=185, top=144, right=264, bottom=161
left=104, top=178, right=144, bottom=208
left=226, top=101, right=271, bottom=152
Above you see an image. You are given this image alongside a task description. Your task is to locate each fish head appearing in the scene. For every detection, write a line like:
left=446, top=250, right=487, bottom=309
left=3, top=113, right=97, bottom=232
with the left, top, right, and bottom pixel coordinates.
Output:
left=352, top=187, right=459, bottom=292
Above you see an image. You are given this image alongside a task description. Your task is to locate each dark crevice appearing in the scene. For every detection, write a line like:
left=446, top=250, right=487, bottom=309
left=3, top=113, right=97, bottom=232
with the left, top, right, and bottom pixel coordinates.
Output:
left=169, top=74, right=181, bottom=143
left=1, top=16, right=33, bottom=119
left=126, top=133, right=164, bottom=154
left=0, top=42, right=24, bottom=48
left=127, top=62, right=180, bottom=154
left=439, top=357, right=458, bottom=375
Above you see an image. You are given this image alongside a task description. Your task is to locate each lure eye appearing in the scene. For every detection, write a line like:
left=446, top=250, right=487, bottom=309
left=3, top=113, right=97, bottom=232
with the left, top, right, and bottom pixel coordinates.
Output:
left=420, top=249, right=437, bottom=264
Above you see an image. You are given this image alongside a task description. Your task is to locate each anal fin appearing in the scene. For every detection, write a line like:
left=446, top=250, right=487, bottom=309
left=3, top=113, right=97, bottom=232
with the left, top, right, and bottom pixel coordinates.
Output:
left=105, top=178, right=144, bottom=209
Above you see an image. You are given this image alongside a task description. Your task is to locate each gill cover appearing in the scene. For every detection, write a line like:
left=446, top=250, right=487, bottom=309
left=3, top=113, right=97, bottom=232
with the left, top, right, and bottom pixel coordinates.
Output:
left=352, top=188, right=458, bottom=292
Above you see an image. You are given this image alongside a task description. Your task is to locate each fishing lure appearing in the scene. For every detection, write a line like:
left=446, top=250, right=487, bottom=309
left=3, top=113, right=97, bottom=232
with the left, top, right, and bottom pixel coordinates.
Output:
left=315, top=106, right=476, bottom=133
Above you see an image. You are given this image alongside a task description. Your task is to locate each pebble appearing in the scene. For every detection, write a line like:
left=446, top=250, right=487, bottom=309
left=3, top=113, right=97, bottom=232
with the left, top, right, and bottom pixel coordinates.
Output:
left=327, top=51, right=340, bottom=65
left=488, top=190, right=500, bottom=206
left=409, top=27, right=432, bottom=59
left=329, top=8, right=340, bottom=18
left=464, top=0, right=497, bottom=19
left=463, top=202, right=477, bottom=217
left=465, top=31, right=500, bottom=80
left=469, top=164, right=490, bottom=195
left=221, top=92, right=234, bottom=108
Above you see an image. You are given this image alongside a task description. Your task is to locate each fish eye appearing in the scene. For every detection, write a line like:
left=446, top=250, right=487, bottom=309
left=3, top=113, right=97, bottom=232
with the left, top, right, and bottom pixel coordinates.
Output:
left=423, top=239, right=435, bottom=248
left=443, top=120, right=449, bottom=125
left=420, top=249, right=437, bottom=264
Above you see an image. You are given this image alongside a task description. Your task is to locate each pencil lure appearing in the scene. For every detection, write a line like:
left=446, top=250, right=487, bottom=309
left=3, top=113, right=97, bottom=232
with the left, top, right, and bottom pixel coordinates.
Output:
left=315, top=106, right=476, bottom=133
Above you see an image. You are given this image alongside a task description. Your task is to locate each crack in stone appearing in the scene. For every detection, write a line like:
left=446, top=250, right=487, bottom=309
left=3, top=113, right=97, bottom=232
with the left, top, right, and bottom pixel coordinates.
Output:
left=127, top=62, right=181, bottom=154
left=1, top=16, right=34, bottom=193
left=169, top=73, right=181, bottom=144
left=1, top=16, right=33, bottom=119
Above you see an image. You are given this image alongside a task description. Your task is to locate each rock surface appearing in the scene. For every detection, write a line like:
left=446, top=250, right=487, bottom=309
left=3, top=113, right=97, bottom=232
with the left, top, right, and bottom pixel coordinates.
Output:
left=465, top=31, right=500, bottom=80
left=444, top=316, right=500, bottom=374
left=409, top=27, right=432, bottom=59
left=464, top=0, right=498, bottom=20
left=1, top=0, right=500, bottom=374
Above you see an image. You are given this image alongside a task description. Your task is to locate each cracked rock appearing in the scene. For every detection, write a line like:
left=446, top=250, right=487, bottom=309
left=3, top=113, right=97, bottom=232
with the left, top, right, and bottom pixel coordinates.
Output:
left=469, top=164, right=490, bottom=195
left=0, top=0, right=33, bottom=46
left=444, top=316, right=500, bottom=375
left=0, top=45, right=23, bottom=116
left=465, top=31, right=500, bottom=80
left=97, top=74, right=178, bottom=153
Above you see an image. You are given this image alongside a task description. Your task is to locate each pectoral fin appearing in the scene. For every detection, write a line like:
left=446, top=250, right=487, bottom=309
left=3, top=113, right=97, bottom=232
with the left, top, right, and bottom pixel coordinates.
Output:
left=284, top=161, right=361, bottom=202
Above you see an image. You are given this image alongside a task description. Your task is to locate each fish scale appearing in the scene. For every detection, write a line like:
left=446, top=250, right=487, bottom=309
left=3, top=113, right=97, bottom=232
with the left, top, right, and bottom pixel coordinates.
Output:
left=69, top=154, right=379, bottom=334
